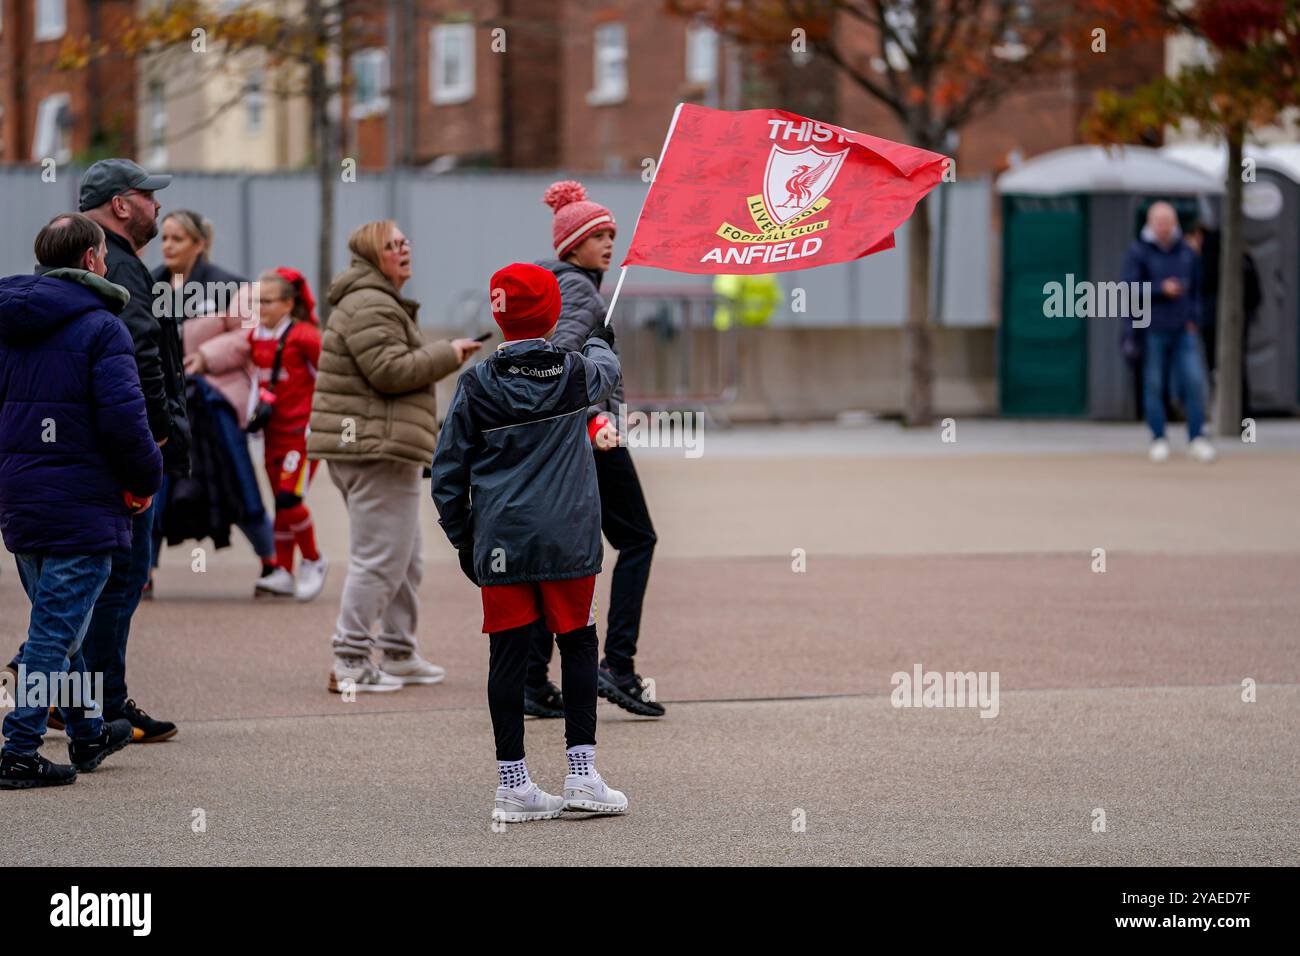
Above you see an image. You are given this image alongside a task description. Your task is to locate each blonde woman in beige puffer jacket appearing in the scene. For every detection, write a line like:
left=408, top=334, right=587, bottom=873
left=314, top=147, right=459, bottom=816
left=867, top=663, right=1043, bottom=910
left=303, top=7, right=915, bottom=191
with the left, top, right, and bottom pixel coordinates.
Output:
left=309, top=220, right=481, bottom=693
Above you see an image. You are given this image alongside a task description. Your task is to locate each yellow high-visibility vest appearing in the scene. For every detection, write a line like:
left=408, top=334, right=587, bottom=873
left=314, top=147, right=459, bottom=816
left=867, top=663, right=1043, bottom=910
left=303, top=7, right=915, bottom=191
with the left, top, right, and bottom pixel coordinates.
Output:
left=713, top=273, right=780, bottom=330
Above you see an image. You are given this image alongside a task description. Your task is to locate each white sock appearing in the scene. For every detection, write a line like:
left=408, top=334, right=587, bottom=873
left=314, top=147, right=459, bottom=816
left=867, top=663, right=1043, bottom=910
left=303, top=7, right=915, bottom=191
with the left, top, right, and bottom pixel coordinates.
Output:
left=566, top=745, right=596, bottom=778
left=497, top=759, right=530, bottom=790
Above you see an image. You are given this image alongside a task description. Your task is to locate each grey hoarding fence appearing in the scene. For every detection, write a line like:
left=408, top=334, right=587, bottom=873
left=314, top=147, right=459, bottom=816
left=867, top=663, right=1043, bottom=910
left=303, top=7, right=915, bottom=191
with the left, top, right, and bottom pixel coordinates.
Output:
left=0, top=164, right=992, bottom=330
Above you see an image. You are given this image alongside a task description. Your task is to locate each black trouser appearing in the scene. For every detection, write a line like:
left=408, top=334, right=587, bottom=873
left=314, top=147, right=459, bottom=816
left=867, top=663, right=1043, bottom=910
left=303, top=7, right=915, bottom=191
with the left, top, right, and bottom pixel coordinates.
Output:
left=489, top=618, right=598, bottom=762
left=1202, top=320, right=1252, bottom=418
left=527, top=446, right=656, bottom=684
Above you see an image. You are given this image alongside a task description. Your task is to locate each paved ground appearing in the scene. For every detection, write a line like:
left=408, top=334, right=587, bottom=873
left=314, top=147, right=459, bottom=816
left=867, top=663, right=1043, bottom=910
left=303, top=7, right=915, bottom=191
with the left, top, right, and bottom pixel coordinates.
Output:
left=2, top=421, right=1297, bottom=865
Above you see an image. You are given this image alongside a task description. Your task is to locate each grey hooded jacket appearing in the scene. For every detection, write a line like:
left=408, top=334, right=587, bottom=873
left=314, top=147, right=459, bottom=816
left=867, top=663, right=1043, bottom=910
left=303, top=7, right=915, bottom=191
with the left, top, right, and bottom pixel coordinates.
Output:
left=430, top=336, right=621, bottom=585
left=537, top=260, right=625, bottom=418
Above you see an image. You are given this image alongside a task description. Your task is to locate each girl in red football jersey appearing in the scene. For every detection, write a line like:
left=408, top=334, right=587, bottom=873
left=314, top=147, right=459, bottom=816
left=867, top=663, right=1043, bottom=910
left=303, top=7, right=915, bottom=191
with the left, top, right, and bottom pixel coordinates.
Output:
left=249, top=268, right=327, bottom=601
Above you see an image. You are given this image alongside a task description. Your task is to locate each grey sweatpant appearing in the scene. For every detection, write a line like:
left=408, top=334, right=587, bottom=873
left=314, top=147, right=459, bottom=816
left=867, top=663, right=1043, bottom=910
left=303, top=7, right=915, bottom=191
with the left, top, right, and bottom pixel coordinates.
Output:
left=327, top=459, right=424, bottom=660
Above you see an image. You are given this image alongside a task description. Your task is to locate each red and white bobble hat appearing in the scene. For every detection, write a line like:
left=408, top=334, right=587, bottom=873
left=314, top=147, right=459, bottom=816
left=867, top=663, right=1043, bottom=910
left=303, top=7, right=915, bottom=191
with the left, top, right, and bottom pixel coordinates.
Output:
left=544, top=180, right=617, bottom=259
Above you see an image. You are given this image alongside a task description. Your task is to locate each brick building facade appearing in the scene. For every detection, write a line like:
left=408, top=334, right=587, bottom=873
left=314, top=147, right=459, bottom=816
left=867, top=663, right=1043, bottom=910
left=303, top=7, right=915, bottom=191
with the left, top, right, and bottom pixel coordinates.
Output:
left=833, top=15, right=1166, bottom=177
left=0, top=0, right=137, bottom=165
left=0, top=1, right=1164, bottom=177
left=348, top=0, right=562, bottom=170
left=348, top=0, right=739, bottom=173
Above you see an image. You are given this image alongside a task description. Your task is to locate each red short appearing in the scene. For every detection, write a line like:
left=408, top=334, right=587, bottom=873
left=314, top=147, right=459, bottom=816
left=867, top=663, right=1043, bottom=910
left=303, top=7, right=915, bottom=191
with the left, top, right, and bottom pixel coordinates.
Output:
left=481, top=576, right=597, bottom=634
left=266, top=443, right=318, bottom=498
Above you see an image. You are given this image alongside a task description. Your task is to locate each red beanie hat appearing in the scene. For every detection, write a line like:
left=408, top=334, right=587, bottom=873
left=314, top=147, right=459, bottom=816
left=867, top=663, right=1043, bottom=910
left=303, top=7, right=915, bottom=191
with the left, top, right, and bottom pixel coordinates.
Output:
left=274, top=266, right=319, bottom=325
left=490, top=263, right=562, bottom=341
left=544, top=180, right=616, bottom=259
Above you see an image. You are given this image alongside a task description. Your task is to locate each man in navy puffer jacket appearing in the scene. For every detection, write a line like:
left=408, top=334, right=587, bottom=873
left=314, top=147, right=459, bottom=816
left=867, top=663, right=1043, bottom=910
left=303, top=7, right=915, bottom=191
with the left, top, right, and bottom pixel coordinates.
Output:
left=0, top=213, right=162, bottom=789
left=1121, top=201, right=1215, bottom=463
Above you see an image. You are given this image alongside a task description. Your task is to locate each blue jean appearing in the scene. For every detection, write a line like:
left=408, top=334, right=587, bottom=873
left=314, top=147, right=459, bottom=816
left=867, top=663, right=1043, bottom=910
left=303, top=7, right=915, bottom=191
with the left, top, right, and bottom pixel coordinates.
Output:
left=2, top=553, right=112, bottom=755
left=81, top=505, right=154, bottom=717
left=152, top=381, right=274, bottom=563
left=1144, top=327, right=1206, bottom=441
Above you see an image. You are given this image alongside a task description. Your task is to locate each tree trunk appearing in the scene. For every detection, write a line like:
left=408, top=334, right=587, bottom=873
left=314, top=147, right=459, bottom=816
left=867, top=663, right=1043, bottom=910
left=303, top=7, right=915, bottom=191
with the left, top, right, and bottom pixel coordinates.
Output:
left=903, top=193, right=934, bottom=425
left=1214, top=128, right=1245, bottom=437
left=310, top=0, right=335, bottom=324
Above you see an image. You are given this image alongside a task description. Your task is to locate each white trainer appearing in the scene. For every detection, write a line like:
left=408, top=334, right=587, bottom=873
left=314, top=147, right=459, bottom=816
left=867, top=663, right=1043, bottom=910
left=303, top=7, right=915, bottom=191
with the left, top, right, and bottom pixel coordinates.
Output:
left=328, top=657, right=402, bottom=694
left=379, top=652, right=446, bottom=685
left=254, top=567, right=295, bottom=597
left=492, top=782, right=565, bottom=823
left=1188, top=437, right=1217, bottom=463
left=563, top=773, right=628, bottom=814
left=1148, top=438, right=1170, bottom=463
left=295, top=556, right=329, bottom=602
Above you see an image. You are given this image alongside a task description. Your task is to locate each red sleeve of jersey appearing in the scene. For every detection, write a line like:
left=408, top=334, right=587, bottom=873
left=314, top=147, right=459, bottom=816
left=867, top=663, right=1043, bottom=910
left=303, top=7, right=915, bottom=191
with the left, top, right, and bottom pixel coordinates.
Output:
left=305, top=325, right=322, bottom=366
left=293, top=322, right=322, bottom=368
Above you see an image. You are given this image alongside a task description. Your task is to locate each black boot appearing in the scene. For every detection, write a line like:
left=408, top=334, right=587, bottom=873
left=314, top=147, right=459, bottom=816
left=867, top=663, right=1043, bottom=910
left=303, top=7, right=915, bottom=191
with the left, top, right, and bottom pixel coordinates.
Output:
left=111, top=698, right=176, bottom=743
left=68, top=718, right=134, bottom=772
left=597, top=659, right=665, bottom=717
left=0, top=751, right=77, bottom=789
left=524, top=680, right=565, bottom=719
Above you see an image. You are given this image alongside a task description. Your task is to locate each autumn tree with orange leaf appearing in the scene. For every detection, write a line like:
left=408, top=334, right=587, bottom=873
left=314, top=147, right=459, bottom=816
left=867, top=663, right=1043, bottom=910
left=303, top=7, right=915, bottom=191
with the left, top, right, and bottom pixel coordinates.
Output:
left=667, top=0, right=1161, bottom=425
left=59, top=0, right=381, bottom=318
left=1086, top=0, right=1300, bottom=437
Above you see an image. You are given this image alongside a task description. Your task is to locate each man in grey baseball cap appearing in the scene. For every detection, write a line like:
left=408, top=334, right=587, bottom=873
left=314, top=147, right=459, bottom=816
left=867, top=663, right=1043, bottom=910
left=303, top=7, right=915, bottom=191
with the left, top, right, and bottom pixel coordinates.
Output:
left=76, top=157, right=184, bottom=744
left=78, top=158, right=172, bottom=214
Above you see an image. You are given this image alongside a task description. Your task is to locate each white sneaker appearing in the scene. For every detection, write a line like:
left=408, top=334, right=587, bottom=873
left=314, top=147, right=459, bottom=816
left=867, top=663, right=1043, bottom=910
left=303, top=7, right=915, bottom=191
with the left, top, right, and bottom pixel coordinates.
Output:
left=295, top=556, right=329, bottom=602
left=1148, top=438, right=1170, bottom=463
left=328, top=657, right=402, bottom=694
left=492, top=781, right=565, bottom=823
left=563, top=772, right=628, bottom=814
left=254, top=567, right=295, bottom=597
left=379, top=652, right=446, bottom=685
left=1188, top=437, right=1217, bottom=463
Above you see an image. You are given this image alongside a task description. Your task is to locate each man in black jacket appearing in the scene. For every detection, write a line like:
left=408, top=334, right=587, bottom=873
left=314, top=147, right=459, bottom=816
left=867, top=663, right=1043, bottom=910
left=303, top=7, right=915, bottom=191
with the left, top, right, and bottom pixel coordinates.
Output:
left=74, top=159, right=186, bottom=742
left=1190, top=222, right=1264, bottom=417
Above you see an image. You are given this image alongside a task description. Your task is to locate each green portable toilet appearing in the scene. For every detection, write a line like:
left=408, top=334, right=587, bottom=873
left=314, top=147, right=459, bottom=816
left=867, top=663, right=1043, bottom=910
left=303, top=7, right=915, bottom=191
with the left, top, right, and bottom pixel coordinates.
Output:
left=996, top=146, right=1222, bottom=418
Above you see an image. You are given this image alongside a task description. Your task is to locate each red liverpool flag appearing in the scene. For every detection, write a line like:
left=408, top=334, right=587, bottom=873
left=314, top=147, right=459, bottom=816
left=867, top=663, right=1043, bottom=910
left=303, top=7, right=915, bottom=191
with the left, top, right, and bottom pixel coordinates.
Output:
left=622, top=104, right=948, bottom=275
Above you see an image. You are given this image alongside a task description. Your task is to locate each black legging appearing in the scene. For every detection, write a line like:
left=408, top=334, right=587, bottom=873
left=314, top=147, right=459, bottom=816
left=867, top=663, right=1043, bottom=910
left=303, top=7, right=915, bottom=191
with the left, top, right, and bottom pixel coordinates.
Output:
left=489, top=619, right=598, bottom=762
left=527, top=446, right=656, bottom=683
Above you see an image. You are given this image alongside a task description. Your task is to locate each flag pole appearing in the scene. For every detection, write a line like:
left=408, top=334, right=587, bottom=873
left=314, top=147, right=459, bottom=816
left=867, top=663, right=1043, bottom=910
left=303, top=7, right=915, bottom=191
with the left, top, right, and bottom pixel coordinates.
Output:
left=604, top=266, right=630, bottom=326
left=606, top=102, right=684, bottom=327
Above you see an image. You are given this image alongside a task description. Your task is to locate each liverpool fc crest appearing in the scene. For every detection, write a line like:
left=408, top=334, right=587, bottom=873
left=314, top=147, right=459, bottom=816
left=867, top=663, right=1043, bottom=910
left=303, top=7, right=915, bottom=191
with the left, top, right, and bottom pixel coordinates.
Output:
left=763, top=145, right=847, bottom=225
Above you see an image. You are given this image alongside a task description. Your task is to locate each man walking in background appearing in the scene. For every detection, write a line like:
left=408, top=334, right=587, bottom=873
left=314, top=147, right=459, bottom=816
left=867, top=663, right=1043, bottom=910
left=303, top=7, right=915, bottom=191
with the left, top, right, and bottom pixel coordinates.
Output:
left=1122, top=201, right=1214, bottom=464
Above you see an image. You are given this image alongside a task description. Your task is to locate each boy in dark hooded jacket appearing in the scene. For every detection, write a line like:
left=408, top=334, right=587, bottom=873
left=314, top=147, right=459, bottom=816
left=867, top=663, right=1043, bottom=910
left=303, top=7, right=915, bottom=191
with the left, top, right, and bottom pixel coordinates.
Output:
left=431, top=263, right=627, bottom=823
left=0, top=213, right=162, bottom=789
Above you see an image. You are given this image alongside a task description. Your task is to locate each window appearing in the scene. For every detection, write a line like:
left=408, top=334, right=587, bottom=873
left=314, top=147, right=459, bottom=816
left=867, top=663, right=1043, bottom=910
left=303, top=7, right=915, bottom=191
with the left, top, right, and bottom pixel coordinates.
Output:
left=588, top=23, right=627, bottom=105
left=245, top=70, right=265, bottom=133
left=326, top=49, right=342, bottom=124
left=33, top=93, right=71, bottom=163
left=350, top=48, right=389, bottom=117
left=431, top=23, right=475, bottom=105
left=993, top=0, right=1034, bottom=61
left=685, top=24, right=718, bottom=86
left=882, top=1, right=916, bottom=72
left=36, top=0, right=66, bottom=41
left=147, top=80, right=167, bottom=167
